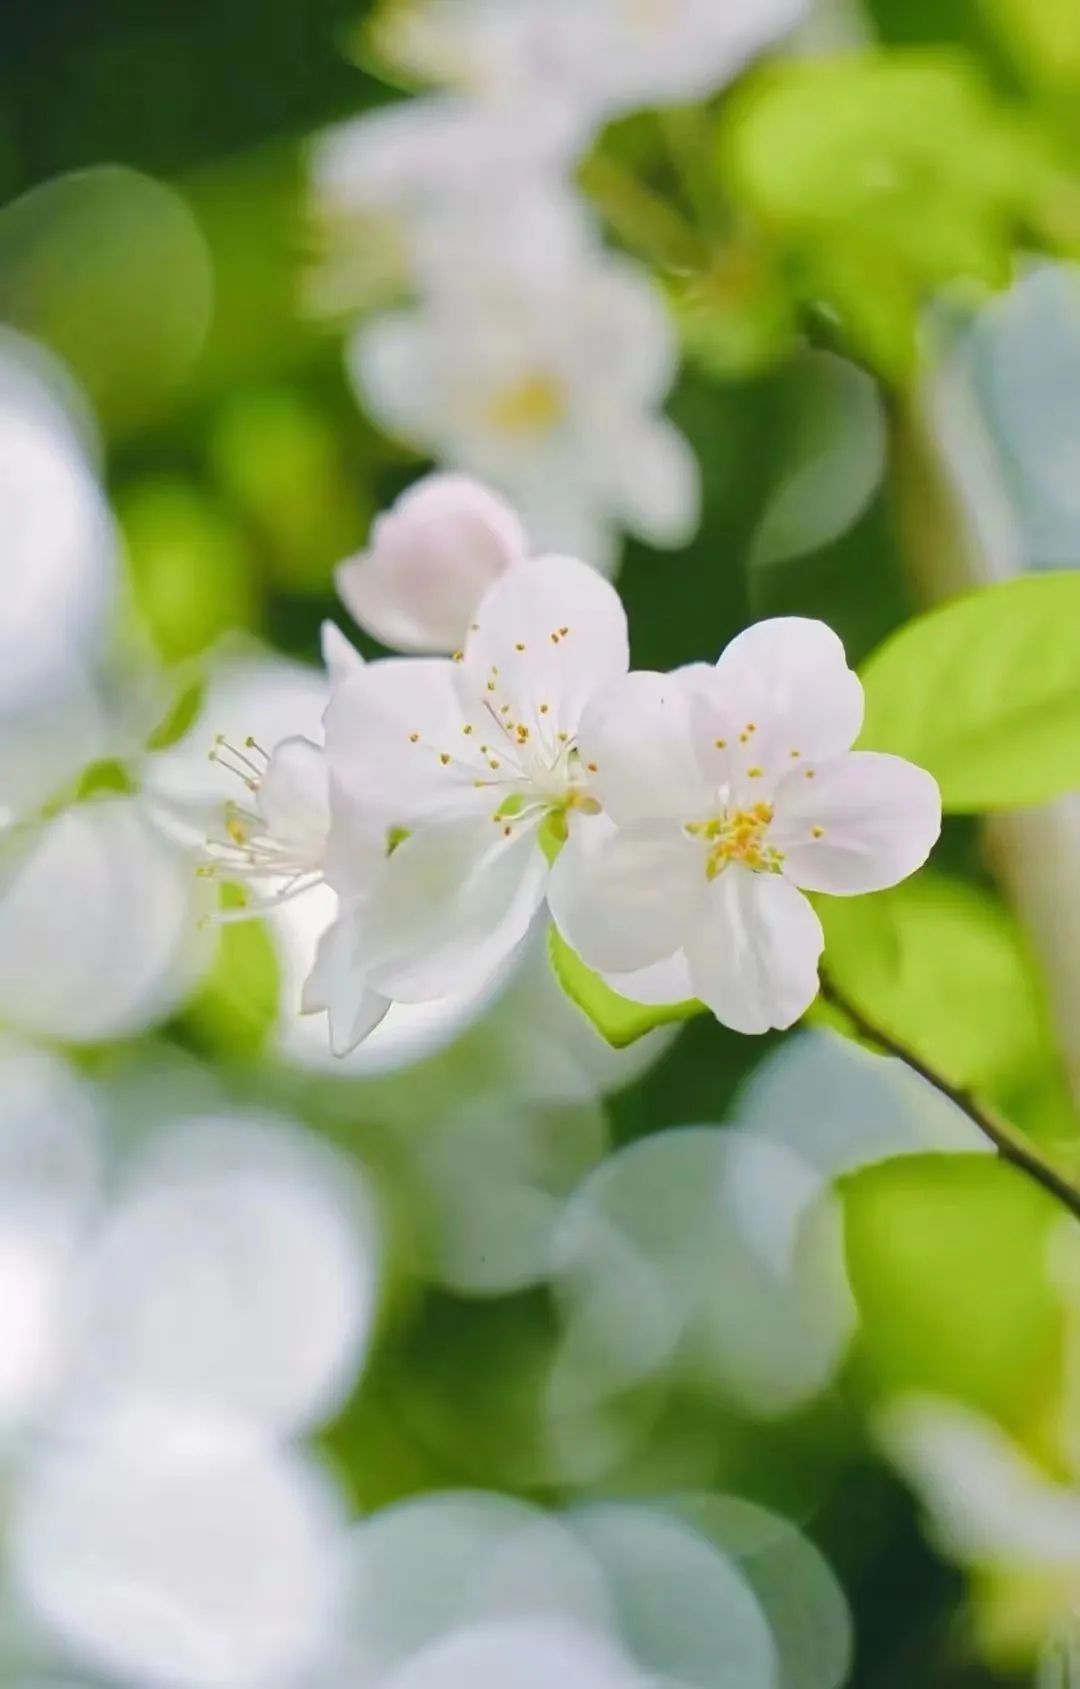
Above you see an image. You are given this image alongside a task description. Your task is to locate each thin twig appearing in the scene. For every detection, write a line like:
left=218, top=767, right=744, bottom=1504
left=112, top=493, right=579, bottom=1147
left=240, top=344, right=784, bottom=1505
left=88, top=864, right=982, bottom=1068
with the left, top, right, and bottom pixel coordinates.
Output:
left=819, top=974, right=1080, bottom=1224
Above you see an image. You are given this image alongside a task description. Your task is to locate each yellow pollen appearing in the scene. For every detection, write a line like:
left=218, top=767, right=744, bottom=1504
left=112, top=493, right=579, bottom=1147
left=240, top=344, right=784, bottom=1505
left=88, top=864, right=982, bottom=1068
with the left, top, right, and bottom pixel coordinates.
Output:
left=790, top=749, right=801, bottom=758
left=439, top=753, right=451, bottom=766
left=516, top=726, right=529, bottom=743
left=557, top=731, right=569, bottom=743
left=462, top=724, right=473, bottom=735
left=559, top=626, right=570, bottom=637
left=745, top=722, right=757, bottom=732
left=503, top=825, right=513, bottom=837
left=539, top=703, right=550, bottom=714
left=486, top=681, right=496, bottom=693
left=804, top=769, right=816, bottom=779
left=747, top=766, right=764, bottom=778
left=488, top=758, right=500, bottom=770
left=550, top=632, right=560, bottom=645
left=408, top=732, right=420, bottom=743
left=226, top=816, right=248, bottom=845
left=714, top=739, right=727, bottom=749
left=586, top=761, right=599, bottom=773
left=739, top=733, right=750, bottom=744
left=487, top=372, right=565, bottom=437
left=811, top=825, right=825, bottom=839
left=514, top=642, right=526, bottom=652
left=692, top=802, right=783, bottom=879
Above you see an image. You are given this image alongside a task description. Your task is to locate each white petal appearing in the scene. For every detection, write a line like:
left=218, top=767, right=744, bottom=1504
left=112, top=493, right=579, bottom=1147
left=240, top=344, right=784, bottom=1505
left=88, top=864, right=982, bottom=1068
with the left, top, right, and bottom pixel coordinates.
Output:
left=258, top=737, right=329, bottom=854
left=686, top=870, right=824, bottom=1035
left=347, top=313, right=435, bottom=445
left=320, top=621, right=365, bottom=685
left=772, top=751, right=942, bottom=894
left=697, top=618, right=864, bottom=799
left=336, top=473, right=527, bottom=655
left=607, top=415, right=701, bottom=550
left=548, top=818, right=705, bottom=975
left=360, top=813, right=548, bottom=1001
left=581, top=258, right=679, bottom=404
left=301, top=911, right=391, bottom=1057
left=576, top=669, right=715, bottom=824
left=602, top=949, right=697, bottom=1006
left=462, top=554, right=628, bottom=738
left=324, top=656, right=486, bottom=828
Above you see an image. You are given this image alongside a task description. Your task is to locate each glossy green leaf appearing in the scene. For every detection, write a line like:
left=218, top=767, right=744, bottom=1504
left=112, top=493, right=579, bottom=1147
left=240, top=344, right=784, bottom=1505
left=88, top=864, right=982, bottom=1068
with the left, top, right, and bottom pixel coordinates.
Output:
left=548, top=927, right=703, bottom=1049
left=819, top=871, right=1054, bottom=1099
left=859, top=573, right=1080, bottom=810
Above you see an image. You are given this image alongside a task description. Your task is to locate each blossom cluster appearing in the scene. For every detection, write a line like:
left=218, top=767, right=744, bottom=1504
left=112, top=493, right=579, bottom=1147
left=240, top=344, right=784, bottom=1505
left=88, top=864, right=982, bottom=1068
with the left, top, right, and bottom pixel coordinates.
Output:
left=308, top=0, right=810, bottom=574
left=209, top=474, right=941, bottom=1054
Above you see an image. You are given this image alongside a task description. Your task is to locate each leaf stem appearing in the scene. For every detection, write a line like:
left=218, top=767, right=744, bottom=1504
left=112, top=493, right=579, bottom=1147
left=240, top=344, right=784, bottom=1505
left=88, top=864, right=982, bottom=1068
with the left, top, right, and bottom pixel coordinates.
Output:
left=819, top=973, right=1080, bottom=1224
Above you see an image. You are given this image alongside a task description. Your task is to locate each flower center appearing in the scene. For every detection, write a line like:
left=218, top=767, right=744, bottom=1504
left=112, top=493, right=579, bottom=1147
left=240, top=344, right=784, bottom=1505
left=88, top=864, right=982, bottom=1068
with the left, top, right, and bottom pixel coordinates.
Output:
left=686, top=802, right=785, bottom=880
left=486, top=372, right=566, bottom=438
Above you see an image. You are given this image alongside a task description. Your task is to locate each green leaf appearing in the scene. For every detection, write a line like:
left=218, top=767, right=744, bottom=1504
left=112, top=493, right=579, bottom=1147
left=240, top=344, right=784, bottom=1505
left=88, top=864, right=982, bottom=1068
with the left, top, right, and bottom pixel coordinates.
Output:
left=144, top=675, right=206, bottom=752
left=548, top=926, right=703, bottom=1049
left=819, top=871, right=1055, bottom=1101
left=843, top=1154, right=1061, bottom=1422
left=858, top=573, right=1080, bottom=810
left=181, top=885, right=280, bottom=1058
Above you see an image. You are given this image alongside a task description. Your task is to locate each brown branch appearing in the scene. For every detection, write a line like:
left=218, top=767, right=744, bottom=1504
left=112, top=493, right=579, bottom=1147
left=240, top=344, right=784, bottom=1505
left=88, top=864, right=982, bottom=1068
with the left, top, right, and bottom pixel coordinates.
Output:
left=819, top=974, right=1080, bottom=1224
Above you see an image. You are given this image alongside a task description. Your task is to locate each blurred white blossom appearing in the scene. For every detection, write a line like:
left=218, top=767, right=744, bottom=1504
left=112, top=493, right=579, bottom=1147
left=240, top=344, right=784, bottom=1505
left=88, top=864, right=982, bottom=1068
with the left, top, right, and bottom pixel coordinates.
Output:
left=349, top=247, right=699, bottom=572
left=372, top=0, right=810, bottom=130
left=336, top=473, right=527, bottom=654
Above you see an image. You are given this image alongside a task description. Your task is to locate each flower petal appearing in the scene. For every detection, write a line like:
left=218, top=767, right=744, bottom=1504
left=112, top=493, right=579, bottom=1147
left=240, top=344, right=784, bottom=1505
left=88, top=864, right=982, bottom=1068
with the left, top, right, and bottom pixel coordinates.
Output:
left=257, top=737, right=329, bottom=855
left=602, top=949, right=697, bottom=1007
left=320, top=621, right=365, bottom=686
left=686, top=870, right=824, bottom=1035
left=336, top=473, right=526, bottom=655
left=695, top=618, right=864, bottom=800
left=576, top=670, right=715, bottom=824
left=324, top=656, right=487, bottom=828
left=462, top=554, right=629, bottom=740
left=360, top=812, right=548, bottom=1002
left=301, top=910, right=391, bottom=1057
left=548, top=817, right=705, bottom=974
left=772, top=751, right=942, bottom=894
left=606, top=415, right=701, bottom=551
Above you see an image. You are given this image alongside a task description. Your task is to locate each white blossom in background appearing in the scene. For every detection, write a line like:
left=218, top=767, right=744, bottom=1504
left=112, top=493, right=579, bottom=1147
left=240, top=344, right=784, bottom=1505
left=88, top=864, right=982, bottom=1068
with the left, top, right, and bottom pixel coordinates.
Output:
left=371, top=0, right=811, bottom=132
left=336, top=472, right=527, bottom=654
left=351, top=247, right=699, bottom=573
left=549, top=617, right=941, bottom=1034
left=308, top=95, right=585, bottom=315
left=10, top=1407, right=346, bottom=1689
left=318, top=555, right=629, bottom=1047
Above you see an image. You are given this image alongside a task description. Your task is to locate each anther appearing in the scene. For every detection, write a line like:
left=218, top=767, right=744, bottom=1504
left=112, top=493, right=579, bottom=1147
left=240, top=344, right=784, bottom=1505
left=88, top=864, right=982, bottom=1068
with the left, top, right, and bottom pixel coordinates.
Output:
left=811, top=825, right=825, bottom=838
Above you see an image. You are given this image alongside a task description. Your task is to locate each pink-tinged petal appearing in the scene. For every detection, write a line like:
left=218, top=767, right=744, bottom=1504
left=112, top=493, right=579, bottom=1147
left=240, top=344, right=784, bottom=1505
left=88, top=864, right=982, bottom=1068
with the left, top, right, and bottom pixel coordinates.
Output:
left=686, top=870, right=824, bottom=1036
left=301, top=911, right=391, bottom=1057
left=576, top=670, right=716, bottom=824
left=695, top=619, right=864, bottom=802
left=360, top=812, right=548, bottom=1002
left=336, top=474, right=527, bottom=655
left=324, top=656, right=488, bottom=828
left=602, top=949, right=697, bottom=1007
left=548, top=817, right=705, bottom=975
left=462, top=555, right=629, bottom=740
left=320, top=621, right=365, bottom=685
left=772, top=751, right=942, bottom=895
left=257, top=738, right=328, bottom=854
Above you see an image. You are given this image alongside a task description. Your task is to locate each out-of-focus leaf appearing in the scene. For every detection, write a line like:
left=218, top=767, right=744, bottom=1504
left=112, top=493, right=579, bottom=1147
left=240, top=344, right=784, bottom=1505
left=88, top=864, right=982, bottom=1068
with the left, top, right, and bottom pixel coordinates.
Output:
left=819, top=872, right=1052, bottom=1099
left=670, top=250, right=798, bottom=382
left=144, top=676, right=206, bottom=753
left=843, top=1153, right=1062, bottom=1422
left=119, top=477, right=259, bottom=663
left=181, top=885, right=280, bottom=1058
left=548, top=928, right=702, bottom=1050
left=858, top=573, right=1080, bottom=809
left=750, top=350, right=886, bottom=567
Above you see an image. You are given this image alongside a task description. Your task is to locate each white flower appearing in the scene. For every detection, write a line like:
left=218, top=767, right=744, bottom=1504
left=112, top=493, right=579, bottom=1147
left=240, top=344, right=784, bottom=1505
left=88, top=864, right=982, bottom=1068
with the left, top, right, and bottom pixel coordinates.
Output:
left=336, top=473, right=527, bottom=654
left=307, top=94, right=585, bottom=316
left=372, top=0, right=810, bottom=129
left=351, top=247, right=699, bottom=573
left=200, top=732, right=332, bottom=915
left=548, top=617, right=941, bottom=1035
left=316, top=555, right=629, bottom=1046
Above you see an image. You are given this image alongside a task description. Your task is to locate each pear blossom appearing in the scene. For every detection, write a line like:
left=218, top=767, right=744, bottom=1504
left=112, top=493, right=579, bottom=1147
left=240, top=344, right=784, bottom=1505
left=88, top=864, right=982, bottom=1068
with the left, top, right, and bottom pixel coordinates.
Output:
left=372, top=0, right=811, bottom=132
left=316, top=555, right=629, bottom=1047
left=350, top=247, right=700, bottom=573
left=548, top=618, right=941, bottom=1035
left=336, top=472, right=527, bottom=654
